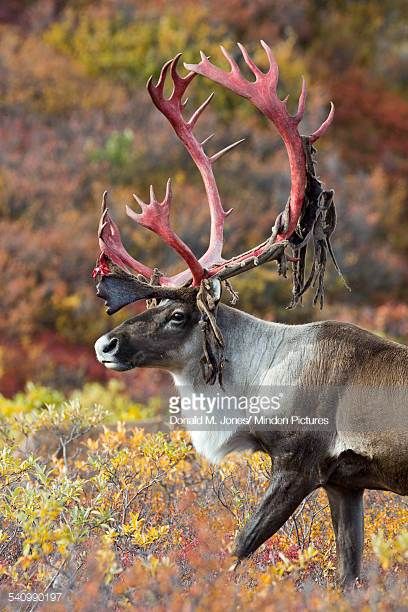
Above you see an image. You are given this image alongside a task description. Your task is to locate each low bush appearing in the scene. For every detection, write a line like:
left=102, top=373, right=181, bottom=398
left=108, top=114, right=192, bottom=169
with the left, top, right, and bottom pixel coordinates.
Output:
left=0, top=387, right=406, bottom=610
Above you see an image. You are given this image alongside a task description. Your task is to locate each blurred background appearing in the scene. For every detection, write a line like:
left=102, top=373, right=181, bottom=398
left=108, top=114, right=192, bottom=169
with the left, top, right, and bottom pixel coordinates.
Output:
left=1, top=0, right=407, bottom=401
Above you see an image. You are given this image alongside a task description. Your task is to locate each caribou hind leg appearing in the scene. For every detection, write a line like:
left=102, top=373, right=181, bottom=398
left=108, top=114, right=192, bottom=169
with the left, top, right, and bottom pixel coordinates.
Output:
left=325, top=484, right=364, bottom=588
left=235, top=461, right=316, bottom=560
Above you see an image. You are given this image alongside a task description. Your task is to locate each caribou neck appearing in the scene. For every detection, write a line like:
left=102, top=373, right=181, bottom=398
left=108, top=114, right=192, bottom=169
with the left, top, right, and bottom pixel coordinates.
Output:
left=171, top=304, right=315, bottom=390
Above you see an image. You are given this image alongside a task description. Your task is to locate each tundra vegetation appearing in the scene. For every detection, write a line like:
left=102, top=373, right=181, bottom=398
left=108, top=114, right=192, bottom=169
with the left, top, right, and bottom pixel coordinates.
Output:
left=0, top=386, right=407, bottom=609
left=0, top=0, right=407, bottom=609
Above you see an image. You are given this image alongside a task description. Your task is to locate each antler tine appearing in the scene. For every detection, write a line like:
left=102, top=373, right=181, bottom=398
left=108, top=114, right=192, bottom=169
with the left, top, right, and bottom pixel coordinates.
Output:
left=101, top=189, right=108, bottom=211
left=153, top=58, right=172, bottom=94
left=98, top=191, right=109, bottom=236
left=95, top=191, right=154, bottom=280
left=309, top=101, right=335, bottom=143
left=132, top=192, right=147, bottom=211
left=201, top=133, right=215, bottom=146
left=164, top=175, right=172, bottom=201
left=210, top=138, right=246, bottom=163
left=237, top=42, right=263, bottom=78
left=260, top=39, right=279, bottom=86
left=220, top=45, right=240, bottom=74
left=126, top=179, right=205, bottom=286
left=188, top=92, right=214, bottom=128
left=294, top=77, right=307, bottom=124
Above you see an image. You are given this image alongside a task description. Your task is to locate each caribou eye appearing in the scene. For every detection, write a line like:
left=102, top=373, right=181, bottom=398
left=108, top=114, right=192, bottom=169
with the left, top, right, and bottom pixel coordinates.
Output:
left=170, top=311, right=185, bottom=322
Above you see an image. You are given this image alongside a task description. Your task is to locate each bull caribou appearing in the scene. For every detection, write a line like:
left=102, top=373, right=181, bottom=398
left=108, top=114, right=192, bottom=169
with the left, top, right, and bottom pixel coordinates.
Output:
left=93, top=42, right=408, bottom=587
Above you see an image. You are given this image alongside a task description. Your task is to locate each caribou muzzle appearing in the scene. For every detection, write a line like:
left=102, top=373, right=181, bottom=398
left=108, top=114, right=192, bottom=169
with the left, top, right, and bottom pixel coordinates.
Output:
left=94, top=333, right=134, bottom=371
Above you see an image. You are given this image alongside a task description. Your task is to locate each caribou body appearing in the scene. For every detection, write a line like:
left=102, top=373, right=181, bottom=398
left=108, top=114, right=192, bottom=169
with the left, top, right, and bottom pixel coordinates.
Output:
left=95, top=298, right=408, bottom=586
left=92, top=43, right=408, bottom=587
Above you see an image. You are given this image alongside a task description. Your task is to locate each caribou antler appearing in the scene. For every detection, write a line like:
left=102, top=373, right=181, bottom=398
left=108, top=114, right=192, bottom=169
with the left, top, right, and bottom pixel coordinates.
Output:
left=146, top=54, right=245, bottom=283
left=185, top=40, right=334, bottom=243
left=94, top=42, right=337, bottom=310
left=95, top=54, right=245, bottom=287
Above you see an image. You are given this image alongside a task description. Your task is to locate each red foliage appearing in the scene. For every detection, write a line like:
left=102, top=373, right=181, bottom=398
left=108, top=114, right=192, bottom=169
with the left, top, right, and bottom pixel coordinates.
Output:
left=0, top=332, right=107, bottom=396
left=329, top=68, right=408, bottom=175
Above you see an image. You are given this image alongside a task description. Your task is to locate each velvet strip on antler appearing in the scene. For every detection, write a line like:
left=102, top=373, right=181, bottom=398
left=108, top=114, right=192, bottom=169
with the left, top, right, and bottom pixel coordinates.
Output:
left=288, top=138, right=349, bottom=308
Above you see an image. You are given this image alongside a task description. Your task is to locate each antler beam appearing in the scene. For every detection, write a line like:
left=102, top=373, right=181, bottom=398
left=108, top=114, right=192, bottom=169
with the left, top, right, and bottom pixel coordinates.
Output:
left=185, top=41, right=334, bottom=242
left=146, top=54, right=245, bottom=284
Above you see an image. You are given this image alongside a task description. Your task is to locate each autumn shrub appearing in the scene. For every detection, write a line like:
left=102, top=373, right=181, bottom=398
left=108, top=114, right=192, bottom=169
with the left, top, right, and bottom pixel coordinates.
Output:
left=0, top=386, right=406, bottom=610
left=0, top=380, right=158, bottom=425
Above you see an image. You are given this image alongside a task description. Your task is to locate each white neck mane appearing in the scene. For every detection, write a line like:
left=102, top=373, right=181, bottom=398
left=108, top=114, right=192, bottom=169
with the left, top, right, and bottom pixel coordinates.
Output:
left=171, top=305, right=318, bottom=462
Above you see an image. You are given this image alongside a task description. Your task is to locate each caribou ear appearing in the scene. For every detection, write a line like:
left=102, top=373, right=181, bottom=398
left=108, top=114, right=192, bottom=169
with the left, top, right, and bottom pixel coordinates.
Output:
left=208, top=277, right=222, bottom=303
left=95, top=273, right=161, bottom=315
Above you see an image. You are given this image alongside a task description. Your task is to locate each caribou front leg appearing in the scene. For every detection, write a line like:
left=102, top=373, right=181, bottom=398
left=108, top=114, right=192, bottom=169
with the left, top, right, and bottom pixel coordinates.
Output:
left=325, top=484, right=364, bottom=588
left=235, top=463, right=316, bottom=560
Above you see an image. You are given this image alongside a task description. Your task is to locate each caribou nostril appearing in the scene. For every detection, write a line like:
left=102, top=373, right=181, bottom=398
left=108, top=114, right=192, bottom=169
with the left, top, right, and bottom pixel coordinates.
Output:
left=103, top=337, right=119, bottom=355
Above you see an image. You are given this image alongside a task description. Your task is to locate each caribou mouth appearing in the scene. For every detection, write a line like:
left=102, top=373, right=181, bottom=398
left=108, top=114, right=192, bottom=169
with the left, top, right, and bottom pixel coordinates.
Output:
left=101, top=360, right=132, bottom=371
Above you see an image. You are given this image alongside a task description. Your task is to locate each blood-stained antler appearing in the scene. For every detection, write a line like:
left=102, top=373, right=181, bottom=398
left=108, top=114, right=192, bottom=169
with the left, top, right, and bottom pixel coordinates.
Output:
left=94, top=41, right=337, bottom=314
left=185, top=40, right=334, bottom=243
left=95, top=183, right=206, bottom=287
left=146, top=54, right=244, bottom=281
left=94, top=54, right=245, bottom=289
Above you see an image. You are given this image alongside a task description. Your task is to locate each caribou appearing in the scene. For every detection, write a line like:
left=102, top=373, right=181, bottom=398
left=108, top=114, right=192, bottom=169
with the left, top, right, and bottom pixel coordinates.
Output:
left=93, top=42, right=408, bottom=588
